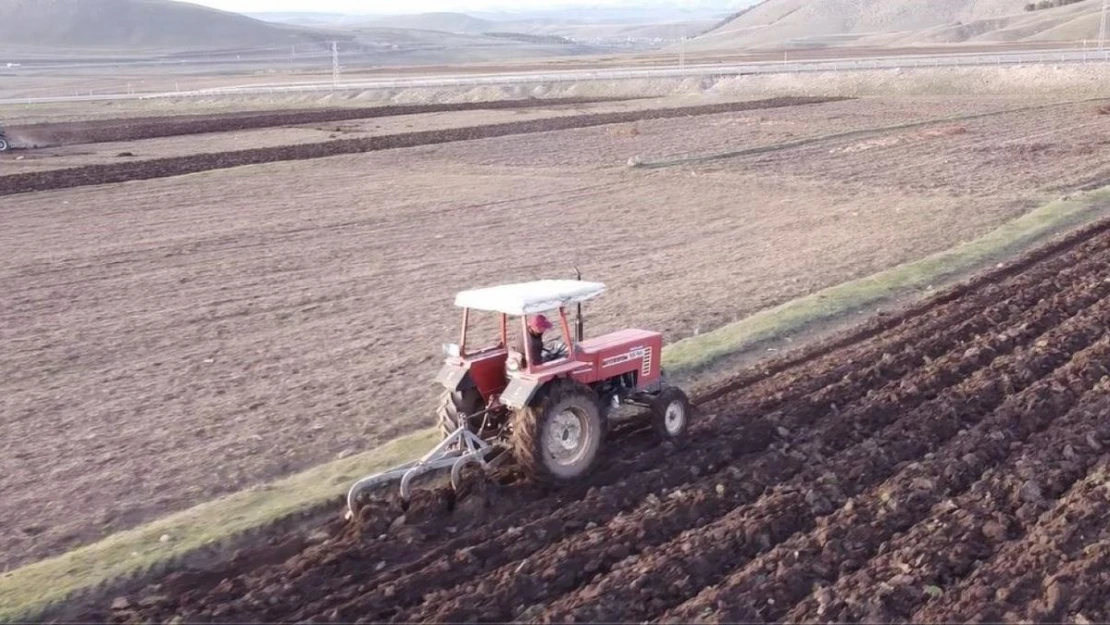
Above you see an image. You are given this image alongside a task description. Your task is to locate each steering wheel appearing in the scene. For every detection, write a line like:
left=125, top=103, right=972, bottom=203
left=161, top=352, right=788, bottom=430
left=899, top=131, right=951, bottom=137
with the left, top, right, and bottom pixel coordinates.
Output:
left=543, top=340, right=569, bottom=361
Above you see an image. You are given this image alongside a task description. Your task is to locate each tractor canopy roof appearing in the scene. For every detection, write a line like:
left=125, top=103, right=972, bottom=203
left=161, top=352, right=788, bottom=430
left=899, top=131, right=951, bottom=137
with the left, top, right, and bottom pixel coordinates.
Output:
left=454, top=280, right=606, bottom=315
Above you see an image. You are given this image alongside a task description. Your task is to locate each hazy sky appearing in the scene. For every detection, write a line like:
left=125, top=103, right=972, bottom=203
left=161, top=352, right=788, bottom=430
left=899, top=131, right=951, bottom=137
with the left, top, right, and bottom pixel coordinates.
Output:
left=185, top=0, right=633, bottom=13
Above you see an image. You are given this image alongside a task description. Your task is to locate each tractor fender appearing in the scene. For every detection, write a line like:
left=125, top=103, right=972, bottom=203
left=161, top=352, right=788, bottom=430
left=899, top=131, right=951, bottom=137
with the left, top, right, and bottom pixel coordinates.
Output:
left=500, top=375, right=545, bottom=409
left=434, top=362, right=475, bottom=393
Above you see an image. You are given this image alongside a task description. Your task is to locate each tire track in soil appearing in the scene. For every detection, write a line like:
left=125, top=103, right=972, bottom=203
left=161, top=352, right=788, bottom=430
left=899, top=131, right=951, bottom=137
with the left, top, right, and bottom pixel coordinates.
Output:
left=780, top=379, right=1110, bottom=623
left=128, top=242, right=1110, bottom=624
left=405, top=273, right=1110, bottom=624
left=913, top=458, right=1110, bottom=623
left=0, top=97, right=841, bottom=197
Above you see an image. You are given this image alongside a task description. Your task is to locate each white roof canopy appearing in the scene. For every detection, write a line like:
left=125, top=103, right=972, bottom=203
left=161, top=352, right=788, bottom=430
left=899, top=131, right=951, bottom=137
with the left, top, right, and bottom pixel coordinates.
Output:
left=454, top=280, right=606, bottom=315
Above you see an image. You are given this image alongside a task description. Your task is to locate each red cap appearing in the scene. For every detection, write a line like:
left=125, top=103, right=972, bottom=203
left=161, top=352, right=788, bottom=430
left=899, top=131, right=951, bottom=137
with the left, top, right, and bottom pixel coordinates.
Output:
left=529, top=314, right=553, bottom=333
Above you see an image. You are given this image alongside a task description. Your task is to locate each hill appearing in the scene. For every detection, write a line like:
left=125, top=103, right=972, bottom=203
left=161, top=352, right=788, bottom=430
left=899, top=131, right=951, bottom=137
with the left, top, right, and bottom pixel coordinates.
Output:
left=346, top=26, right=602, bottom=64
left=880, top=1, right=1108, bottom=45
left=0, top=0, right=344, bottom=51
left=690, top=0, right=1104, bottom=48
left=358, top=12, right=497, bottom=35
left=355, top=11, right=717, bottom=48
left=245, top=12, right=358, bottom=27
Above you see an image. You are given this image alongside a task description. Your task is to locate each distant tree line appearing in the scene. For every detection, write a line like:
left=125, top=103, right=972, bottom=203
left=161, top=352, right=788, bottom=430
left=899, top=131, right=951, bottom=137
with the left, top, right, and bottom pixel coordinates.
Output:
left=1024, top=0, right=1085, bottom=12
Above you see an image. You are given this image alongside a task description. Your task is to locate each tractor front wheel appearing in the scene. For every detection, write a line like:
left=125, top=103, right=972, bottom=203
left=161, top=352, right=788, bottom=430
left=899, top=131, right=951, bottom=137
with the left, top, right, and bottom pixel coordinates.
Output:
left=651, top=386, right=691, bottom=440
left=512, top=381, right=603, bottom=483
left=0, top=138, right=9, bottom=152
left=437, top=389, right=482, bottom=440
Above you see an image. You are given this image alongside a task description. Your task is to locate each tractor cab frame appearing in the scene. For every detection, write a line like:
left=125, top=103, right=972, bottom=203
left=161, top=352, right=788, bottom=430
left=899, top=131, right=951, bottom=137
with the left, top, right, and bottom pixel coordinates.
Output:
left=437, top=280, right=632, bottom=411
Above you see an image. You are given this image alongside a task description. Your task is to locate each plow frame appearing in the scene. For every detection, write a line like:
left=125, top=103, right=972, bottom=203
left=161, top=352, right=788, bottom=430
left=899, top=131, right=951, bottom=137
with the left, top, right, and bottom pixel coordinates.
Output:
left=344, top=425, right=504, bottom=519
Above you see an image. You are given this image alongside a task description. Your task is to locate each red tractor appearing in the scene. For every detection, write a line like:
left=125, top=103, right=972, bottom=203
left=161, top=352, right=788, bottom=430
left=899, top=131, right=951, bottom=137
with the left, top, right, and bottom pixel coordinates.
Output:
left=347, top=278, right=692, bottom=516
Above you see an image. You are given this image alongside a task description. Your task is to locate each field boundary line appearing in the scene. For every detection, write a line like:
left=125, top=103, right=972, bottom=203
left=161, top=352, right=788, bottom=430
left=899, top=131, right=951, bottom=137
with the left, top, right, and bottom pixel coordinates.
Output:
left=629, top=97, right=1110, bottom=169
left=3, top=185, right=1110, bottom=621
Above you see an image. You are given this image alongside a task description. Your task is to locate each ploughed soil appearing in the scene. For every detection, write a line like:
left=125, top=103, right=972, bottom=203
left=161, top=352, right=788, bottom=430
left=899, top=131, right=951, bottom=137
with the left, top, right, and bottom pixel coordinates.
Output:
left=57, top=204, right=1110, bottom=624
left=5, top=94, right=1110, bottom=575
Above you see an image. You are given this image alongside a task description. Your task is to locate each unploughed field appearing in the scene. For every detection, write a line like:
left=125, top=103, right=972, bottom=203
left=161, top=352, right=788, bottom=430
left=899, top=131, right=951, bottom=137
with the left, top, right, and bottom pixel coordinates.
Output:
left=5, top=93, right=1110, bottom=602
left=77, top=209, right=1110, bottom=624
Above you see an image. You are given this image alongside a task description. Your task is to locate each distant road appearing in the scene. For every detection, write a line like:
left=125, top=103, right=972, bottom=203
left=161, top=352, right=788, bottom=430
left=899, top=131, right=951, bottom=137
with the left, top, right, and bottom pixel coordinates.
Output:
left=3, top=46, right=1108, bottom=105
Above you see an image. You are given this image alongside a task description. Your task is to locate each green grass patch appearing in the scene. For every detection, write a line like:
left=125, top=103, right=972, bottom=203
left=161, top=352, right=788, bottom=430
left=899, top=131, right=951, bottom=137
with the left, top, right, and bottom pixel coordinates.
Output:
left=0, top=430, right=438, bottom=621
left=3, top=186, right=1109, bottom=621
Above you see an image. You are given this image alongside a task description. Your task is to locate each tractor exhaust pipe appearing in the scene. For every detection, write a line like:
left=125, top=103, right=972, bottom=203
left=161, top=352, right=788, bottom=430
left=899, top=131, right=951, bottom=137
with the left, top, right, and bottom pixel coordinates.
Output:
left=574, top=267, right=584, bottom=343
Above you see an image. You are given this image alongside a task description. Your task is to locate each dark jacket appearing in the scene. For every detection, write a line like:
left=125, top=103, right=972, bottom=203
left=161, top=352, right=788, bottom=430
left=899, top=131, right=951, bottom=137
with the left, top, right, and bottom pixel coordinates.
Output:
left=515, top=330, right=546, bottom=366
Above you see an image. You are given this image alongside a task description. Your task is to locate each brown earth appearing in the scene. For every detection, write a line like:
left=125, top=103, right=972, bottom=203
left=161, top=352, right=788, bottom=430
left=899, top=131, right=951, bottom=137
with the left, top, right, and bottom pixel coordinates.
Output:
left=56, top=203, right=1110, bottom=624
left=0, top=96, right=842, bottom=195
left=4, top=94, right=1110, bottom=574
left=0, top=94, right=1010, bottom=176
left=0, top=103, right=641, bottom=175
left=3, top=97, right=627, bottom=148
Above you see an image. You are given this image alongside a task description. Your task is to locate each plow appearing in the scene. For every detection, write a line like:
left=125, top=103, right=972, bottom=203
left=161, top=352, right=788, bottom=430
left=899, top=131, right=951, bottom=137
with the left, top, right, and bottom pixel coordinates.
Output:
left=346, top=276, right=692, bottom=520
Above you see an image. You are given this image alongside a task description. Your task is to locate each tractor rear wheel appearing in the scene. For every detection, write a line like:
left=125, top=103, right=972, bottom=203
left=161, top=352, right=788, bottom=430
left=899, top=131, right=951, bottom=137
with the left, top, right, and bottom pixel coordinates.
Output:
left=437, top=390, right=482, bottom=440
left=0, top=137, right=9, bottom=152
left=651, top=386, right=691, bottom=440
left=511, top=381, right=603, bottom=483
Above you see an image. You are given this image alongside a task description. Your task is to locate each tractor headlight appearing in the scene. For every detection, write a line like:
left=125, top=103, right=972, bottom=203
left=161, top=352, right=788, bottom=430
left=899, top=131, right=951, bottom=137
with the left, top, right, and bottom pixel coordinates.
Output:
left=442, top=343, right=460, bottom=357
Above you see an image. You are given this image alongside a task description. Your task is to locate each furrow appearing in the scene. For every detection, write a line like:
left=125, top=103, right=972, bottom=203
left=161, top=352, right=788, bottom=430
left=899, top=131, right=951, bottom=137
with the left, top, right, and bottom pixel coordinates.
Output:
left=94, top=245, right=1081, bottom=625
left=260, top=251, right=1109, bottom=623
left=404, top=275, right=1110, bottom=624
left=913, top=463, right=1110, bottom=623
left=545, top=284, right=1110, bottom=625
left=1014, top=526, right=1110, bottom=623
left=781, top=381, right=1110, bottom=622
left=699, top=232, right=1110, bottom=420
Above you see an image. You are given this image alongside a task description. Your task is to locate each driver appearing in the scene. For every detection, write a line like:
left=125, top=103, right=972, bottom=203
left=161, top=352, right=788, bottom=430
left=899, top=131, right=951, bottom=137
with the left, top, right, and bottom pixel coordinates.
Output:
left=521, top=314, right=554, bottom=366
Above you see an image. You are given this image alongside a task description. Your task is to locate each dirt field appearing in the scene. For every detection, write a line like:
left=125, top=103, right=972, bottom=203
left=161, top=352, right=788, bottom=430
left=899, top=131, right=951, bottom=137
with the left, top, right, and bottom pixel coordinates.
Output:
left=4, top=94, right=1110, bottom=576
left=67, top=209, right=1110, bottom=624
left=0, top=94, right=1000, bottom=175
left=0, top=99, right=642, bottom=174
left=0, top=97, right=842, bottom=194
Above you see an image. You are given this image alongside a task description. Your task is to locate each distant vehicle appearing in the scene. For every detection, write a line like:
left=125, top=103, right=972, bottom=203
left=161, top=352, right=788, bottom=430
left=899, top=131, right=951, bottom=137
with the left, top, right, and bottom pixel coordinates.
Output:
left=0, top=125, right=9, bottom=152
